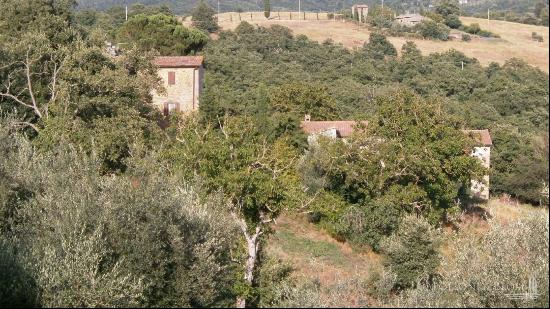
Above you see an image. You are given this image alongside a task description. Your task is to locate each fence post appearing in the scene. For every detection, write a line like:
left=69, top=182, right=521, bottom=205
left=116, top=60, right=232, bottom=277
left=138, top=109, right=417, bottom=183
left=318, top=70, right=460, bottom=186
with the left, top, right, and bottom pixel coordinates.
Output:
left=239, top=12, right=241, bottom=21
left=303, top=11, right=306, bottom=20
left=251, top=13, right=253, bottom=20
left=317, top=12, right=319, bottom=20
left=290, top=12, right=292, bottom=20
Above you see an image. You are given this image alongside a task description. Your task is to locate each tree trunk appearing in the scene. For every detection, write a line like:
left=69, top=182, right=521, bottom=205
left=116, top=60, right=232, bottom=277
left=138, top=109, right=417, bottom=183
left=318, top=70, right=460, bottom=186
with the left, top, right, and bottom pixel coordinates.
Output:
left=235, top=216, right=262, bottom=308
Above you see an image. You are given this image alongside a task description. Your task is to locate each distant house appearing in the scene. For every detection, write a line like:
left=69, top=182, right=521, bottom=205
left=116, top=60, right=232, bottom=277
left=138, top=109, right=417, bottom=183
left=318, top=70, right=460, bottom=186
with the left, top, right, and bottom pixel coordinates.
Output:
left=152, top=56, right=204, bottom=115
left=301, top=117, right=369, bottom=144
left=352, top=4, right=369, bottom=23
left=395, top=13, right=426, bottom=26
left=301, top=117, right=492, bottom=200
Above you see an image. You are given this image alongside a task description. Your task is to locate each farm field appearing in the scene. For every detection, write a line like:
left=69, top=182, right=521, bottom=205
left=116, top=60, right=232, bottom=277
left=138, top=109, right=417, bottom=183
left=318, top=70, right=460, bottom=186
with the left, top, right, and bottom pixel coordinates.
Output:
left=197, top=12, right=549, bottom=72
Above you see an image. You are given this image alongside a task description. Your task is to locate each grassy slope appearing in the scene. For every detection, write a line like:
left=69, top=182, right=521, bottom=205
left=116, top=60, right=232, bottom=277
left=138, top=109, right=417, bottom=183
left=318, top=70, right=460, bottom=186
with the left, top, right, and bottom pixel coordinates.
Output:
left=205, top=12, right=549, bottom=72
left=267, top=200, right=547, bottom=307
left=266, top=214, right=382, bottom=306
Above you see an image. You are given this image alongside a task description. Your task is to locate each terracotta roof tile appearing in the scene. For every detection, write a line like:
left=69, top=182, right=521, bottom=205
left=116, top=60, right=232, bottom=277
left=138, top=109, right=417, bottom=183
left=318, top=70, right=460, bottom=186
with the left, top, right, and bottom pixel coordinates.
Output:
left=301, top=121, right=492, bottom=146
left=153, top=56, right=204, bottom=68
left=300, top=121, right=369, bottom=138
left=462, top=129, right=493, bottom=146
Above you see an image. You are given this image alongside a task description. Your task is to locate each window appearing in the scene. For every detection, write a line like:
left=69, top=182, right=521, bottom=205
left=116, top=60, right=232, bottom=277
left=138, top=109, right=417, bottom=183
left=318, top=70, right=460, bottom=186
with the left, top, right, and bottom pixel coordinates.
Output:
left=164, top=102, right=179, bottom=116
left=168, top=71, right=176, bottom=85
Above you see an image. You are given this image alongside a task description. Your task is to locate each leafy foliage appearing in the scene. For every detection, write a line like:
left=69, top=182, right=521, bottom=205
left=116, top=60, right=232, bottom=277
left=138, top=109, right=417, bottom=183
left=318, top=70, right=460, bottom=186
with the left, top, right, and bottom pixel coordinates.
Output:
left=192, top=0, right=219, bottom=33
left=394, top=213, right=549, bottom=307
left=117, top=13, right=209, bottom=55
left=380, top=215, right=441, bottom=289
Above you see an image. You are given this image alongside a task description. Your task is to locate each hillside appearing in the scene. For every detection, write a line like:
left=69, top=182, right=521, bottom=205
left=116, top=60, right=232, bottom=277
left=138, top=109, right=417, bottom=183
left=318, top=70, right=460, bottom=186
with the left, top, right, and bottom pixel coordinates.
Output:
left=207, top=12, right=549, bottom=72
left=77, top=0, right=362, bottom=13
left=267, top=199, right=548, bottom=307
left=78, top=0, right=547, bottom=17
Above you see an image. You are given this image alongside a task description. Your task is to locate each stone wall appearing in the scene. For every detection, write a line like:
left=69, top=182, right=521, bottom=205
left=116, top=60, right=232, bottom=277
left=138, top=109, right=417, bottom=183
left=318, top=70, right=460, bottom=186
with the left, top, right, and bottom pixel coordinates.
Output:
left=152, top=66, right=203, bottom=113
left=471, top=146, right=491, bottom=200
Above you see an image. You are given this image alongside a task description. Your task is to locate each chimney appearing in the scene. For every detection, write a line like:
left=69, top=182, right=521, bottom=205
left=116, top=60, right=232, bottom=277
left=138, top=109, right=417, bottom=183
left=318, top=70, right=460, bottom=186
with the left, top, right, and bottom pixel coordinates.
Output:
left=304, top=114, right=311, bottom=122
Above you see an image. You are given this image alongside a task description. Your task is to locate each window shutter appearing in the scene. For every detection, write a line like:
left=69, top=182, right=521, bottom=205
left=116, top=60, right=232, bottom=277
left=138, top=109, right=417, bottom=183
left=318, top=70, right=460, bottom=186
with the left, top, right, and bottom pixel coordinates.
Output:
left=168, top=71, right=176, bottom=85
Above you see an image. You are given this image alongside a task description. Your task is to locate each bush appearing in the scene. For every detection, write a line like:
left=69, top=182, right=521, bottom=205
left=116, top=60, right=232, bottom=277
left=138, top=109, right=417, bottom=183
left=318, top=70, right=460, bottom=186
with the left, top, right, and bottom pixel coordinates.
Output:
left=393, top=213, right=549, bottom=307
left=380, top=215, right=441, bottom=290
left=532, top=32, right=544, bottom=42
left=462, top=23, right=500, bottom=38
left=338, top=200, right=403, bottom=251
left=444, top=14, right=462, bottom=29
left=1, top=138, right=239, bottom=307
left=415, top=20, right=450, bottom=40
left=363, top=32, right=398, bottom=59
left=462, top=33, right=471, bottom=41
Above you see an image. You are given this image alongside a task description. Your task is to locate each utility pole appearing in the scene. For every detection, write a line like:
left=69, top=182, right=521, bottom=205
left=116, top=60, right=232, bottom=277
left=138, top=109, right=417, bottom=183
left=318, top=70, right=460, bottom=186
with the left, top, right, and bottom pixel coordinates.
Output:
left=218, top=0, right=220, bottom=24
left=487, top=8, right=490, bottom=26
left=125, top=3, right=128, bottom=21
left=299, top=0, right=301, bottom=16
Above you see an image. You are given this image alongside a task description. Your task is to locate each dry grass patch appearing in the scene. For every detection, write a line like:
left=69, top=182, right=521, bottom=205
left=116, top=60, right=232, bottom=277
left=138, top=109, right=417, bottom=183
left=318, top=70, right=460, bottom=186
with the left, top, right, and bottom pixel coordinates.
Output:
left=267, top=214, right=382, bottom=287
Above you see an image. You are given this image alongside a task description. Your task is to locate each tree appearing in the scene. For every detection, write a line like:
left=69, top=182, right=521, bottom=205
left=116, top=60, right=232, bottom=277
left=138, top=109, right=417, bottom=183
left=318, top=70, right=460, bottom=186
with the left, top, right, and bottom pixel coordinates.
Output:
left=117, top=14, right=208, bottom=55
left=264, top=0, right=271, bottom=19
left=269, top=82, right=339, bottom=120
left=163, top=115, right=304, bottom=308
left=0, top=128, right=239, bottom=307
left=415, top=20, right=450, bottom=40
left=435, top=0, right=462, bottom=28
left=435, top=0, right=461, bottom=17
left=308, top=90, right=485, bottom=247
left=535, top=0, right=547, bottom=17
left=192, top=0, right=219, bottom=33
left=363, top=33, right=397, bottom=60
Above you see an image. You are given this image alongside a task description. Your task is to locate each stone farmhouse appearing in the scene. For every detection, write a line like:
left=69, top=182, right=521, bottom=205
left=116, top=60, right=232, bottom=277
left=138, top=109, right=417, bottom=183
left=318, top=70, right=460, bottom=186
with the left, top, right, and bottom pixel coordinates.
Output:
left=395, top=13, right=426, bottom=26
left=152, top=56, right=204, bottom=115
left=301, top=117, right=492, bottom=200
left=352, top=4, right=369, bottom=22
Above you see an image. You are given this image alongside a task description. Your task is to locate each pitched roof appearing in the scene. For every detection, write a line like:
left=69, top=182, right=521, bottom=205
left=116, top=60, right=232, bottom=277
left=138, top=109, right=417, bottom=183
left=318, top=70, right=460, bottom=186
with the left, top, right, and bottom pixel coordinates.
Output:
left=463, top=129, right=493, bottom=146
left=153, top=56, right=204, bottom=68
left=300, top=121, right=369, bottom=138
left=301, top=121, right=493, bottom=146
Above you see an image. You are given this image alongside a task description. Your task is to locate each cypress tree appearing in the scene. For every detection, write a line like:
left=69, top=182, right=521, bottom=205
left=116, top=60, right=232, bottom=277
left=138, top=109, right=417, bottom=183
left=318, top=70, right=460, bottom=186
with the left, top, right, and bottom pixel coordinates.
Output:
left=264, top=0, right=271, bottom=19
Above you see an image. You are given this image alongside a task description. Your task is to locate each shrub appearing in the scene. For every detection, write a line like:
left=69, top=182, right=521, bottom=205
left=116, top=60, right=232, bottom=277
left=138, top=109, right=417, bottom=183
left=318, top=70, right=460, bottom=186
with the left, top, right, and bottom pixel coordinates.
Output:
left=1, top=138, right=239, bottom=307
left=532, top=32, right=544, bottom=42
left=415, top=20, right=450, bottom=40
left=339, top=200, right=403, bottom=251
left=393, top=213, right=549, bottom=307
left=363, top=32, right=398, bottom=59
left=380, top=215, right=441, bottom=290
left=444, top=14, right=462, bottom=29
left=462, top=33, right=471, bottom=41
